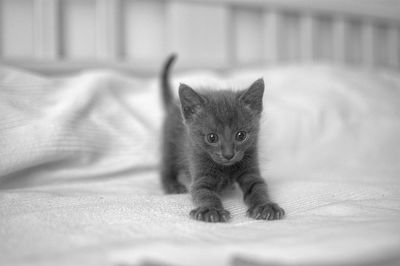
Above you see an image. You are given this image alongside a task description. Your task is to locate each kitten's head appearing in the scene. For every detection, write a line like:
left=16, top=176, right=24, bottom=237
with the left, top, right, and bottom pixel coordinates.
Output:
left=179, top=79, right=264, bottom=166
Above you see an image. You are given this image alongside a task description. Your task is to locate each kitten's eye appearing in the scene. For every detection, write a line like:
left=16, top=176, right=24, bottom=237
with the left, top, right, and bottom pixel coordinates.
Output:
left=206, top=133, right=218, bottom=144
left=235, top=131, right=247, bottom=142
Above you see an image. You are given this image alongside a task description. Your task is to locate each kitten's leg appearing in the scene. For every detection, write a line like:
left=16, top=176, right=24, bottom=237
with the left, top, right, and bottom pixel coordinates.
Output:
left=161, top=167, right=187, bottom=194
left=160, top=142, right=187, bottom=194
left=190, top=177, right=230, bottom=223
left=237, top=173, right=285, bottom=220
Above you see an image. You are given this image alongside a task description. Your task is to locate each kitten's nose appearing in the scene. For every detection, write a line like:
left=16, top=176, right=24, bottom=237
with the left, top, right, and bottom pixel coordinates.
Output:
left=222, top=150, right=234, bottom=160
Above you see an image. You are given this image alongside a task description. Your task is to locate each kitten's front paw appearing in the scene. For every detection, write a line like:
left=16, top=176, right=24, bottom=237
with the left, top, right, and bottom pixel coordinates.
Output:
left=190, top=207, right=230, bottom=223
left=247, top=202, right=285, bottom=221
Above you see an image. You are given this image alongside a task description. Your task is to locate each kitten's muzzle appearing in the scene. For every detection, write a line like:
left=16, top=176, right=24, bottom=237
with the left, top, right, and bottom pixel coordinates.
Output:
left=222, top=151, right=234, bottom=160
left=218, top=152, right=241, bottom=166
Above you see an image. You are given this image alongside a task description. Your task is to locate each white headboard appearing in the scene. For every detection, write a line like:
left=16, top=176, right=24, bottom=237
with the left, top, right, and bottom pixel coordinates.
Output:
left=0, top=0, right=399, bottom=75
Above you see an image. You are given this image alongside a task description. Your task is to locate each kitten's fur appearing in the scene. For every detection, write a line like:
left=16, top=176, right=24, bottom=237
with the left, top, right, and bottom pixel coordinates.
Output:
left=160, top=55, right=284, bottom=223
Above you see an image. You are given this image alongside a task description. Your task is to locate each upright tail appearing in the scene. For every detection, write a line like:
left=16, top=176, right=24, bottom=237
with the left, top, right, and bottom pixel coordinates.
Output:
left=160, top=54, right=177, bottom=109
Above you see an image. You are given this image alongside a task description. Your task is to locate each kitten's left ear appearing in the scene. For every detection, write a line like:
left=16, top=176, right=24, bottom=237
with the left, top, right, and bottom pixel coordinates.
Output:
left=239, top=78, right=265, bottom=114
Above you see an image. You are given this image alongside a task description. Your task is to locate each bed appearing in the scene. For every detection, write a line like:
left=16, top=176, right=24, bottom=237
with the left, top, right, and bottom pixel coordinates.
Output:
left=1, top=0, right=400, bottom=266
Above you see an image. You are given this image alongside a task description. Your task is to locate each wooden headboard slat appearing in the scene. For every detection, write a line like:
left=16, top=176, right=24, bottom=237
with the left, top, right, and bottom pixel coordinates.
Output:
left=0, top=0, right=399, bottom=75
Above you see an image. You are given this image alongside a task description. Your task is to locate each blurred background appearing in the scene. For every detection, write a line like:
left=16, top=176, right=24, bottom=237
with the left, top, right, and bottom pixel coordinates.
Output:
left=0, top=0, right=399, bottom=75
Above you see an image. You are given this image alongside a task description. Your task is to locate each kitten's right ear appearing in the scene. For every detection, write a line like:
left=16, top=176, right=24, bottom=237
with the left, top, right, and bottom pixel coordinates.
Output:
left=179, top=83, right=205, bottom=121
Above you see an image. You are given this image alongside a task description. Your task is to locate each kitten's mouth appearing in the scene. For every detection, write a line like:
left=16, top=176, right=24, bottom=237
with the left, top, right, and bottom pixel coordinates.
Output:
left=220, top=161, right=236, bottom=166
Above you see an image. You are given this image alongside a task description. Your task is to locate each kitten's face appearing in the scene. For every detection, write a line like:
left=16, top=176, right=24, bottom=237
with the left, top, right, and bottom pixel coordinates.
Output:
left=179, top=79, right=264, bottom=166
left=190, top=108, right=259, bottom=166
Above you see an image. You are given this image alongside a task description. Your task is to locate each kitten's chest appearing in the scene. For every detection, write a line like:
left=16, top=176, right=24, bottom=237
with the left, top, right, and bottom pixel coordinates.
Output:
left=215, top=171, right=236, bottom=192
left=187, top=159, right=238, bottom=192
left=208, top=165, right=241, bottom=193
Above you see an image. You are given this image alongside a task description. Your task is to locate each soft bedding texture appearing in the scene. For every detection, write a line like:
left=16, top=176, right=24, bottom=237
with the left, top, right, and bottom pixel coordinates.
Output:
left=0, top=64, right=400, bottom=266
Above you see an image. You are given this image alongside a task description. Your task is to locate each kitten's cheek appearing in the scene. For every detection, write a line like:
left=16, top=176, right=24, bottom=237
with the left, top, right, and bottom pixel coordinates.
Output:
left=236, top=152, right=244, bottom=162
left=212, top=153, right=222, bottom=161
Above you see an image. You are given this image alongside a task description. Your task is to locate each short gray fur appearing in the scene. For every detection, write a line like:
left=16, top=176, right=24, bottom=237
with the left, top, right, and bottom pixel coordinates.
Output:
left=159, top=55, right=285, bottom=223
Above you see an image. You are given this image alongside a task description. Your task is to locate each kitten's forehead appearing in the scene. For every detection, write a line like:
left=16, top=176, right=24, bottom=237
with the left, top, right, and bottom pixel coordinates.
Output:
left=196, top=89, right=257, bottom=129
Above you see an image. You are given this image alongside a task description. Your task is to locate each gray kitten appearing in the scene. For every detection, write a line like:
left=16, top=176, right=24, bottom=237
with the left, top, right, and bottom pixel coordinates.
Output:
left=160, top=55, right=284, bottom=223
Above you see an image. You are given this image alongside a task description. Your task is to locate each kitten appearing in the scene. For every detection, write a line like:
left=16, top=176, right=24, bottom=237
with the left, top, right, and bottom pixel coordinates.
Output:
left=160, top=55, right=285, bottom=223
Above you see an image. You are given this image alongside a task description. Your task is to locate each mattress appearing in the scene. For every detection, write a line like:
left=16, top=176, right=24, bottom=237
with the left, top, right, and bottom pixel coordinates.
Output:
left=0, top=64, right=400, bottom=266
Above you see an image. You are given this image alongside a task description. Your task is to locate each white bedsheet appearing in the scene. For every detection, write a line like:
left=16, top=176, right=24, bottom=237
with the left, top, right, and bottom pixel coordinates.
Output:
left=1, top=64, right=400, bottom=266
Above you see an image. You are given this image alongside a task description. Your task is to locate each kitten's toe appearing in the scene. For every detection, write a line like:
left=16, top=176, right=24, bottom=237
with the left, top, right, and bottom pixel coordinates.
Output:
left=190, top=207, right=230, bottom=223
left=247, top=202, right=285, bottom=221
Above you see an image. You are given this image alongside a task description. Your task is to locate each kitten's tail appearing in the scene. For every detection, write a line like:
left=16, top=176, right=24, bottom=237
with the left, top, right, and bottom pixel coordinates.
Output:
left=160, top=54, right=177, bottom=109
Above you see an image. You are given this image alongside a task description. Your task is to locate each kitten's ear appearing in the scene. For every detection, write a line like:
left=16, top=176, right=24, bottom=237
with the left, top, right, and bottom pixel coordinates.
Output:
left=179, top=83, right=205, bottom=121
left=239, top=78, right=265, bottom=114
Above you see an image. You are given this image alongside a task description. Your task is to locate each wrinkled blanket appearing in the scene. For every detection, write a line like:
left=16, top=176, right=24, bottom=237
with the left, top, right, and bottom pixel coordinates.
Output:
left=1, top=64, right=400, bottom=266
